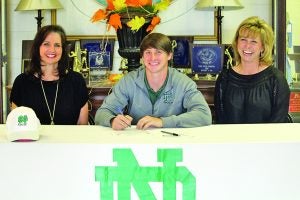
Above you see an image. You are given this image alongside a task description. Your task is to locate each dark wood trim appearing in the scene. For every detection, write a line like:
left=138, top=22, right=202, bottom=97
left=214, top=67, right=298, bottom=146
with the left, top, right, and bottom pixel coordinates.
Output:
left=0, top=0, right=3, bottom=123
left=274, top=0, right=286, bottom=73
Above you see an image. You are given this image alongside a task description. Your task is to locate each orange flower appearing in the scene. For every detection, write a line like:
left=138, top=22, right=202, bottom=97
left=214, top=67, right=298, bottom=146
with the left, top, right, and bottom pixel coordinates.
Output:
left=126, top=0, right=152, bottom=7
left=91, top=9, right=107, bottom=22
left=106, top=0, right=115, bottom=10
left=91, top=0, right=172, bottom=31
left=108, top=13, right=122, bottom=31
left=146, top=16, right=161, bottom=32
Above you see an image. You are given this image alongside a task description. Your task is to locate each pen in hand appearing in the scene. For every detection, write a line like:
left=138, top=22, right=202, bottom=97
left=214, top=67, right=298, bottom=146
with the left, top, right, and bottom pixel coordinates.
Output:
left=161, top=130, right=180, bottom=136
left=116, top=107, right=131, bottom=127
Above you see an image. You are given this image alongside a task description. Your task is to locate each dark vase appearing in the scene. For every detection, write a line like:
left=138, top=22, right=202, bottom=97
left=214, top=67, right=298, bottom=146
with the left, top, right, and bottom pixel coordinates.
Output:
left=116, top=17, right=151, bottom=71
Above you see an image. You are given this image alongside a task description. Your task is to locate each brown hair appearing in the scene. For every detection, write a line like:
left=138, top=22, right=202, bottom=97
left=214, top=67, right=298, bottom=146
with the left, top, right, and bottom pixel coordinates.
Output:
left=140, top=33, right=173, bottom=56
left=28, top=25, right=69, bottom=77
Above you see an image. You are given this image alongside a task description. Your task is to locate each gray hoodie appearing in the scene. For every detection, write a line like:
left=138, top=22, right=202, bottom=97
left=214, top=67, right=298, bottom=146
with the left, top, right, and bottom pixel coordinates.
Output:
left=95, top=67, right=212, bottom=128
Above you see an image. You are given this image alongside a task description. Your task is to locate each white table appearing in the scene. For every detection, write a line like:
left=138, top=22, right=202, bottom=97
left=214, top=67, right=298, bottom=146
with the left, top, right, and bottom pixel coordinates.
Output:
left=0, top=124, right=300, bottom=200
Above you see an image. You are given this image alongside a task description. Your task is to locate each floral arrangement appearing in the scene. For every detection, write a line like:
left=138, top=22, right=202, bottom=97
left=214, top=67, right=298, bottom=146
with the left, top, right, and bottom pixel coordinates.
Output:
left=91, top=0, right=172, bottom=32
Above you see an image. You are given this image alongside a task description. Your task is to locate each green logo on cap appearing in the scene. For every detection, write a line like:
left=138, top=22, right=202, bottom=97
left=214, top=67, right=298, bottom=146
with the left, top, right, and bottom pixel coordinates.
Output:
left=95, top=148, right=196, bottom=199
left=18, top=115, right=28, bottom=126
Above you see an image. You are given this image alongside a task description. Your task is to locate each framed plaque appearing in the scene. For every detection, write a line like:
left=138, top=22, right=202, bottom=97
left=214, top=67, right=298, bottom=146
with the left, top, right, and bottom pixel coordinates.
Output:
left=81, top=39, right=115, bottom=70
left=169, top=36, right=193, bottom=68
left=88, top=51, right=111, bottom=69
left=191, top=44, right=224, bottom=74
left=80, top=39, right=114, bottom=84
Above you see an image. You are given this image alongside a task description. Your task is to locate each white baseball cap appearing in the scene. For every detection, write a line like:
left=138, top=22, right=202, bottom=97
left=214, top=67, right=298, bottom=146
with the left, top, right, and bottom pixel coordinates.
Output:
left=6, top=106, right=41, bottom=142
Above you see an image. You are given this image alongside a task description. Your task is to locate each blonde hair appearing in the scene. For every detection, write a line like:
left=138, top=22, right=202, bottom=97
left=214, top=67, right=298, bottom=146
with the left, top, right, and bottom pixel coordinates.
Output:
left=232, top=16, right=274, bottom=66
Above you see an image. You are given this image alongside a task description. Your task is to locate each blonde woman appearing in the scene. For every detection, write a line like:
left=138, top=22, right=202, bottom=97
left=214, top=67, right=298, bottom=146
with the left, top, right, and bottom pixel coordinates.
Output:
left=214, top=16, right=290, bottom=123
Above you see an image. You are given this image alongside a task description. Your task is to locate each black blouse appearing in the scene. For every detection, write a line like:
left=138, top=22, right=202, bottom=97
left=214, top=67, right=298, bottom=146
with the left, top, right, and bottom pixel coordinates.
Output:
left=10, top=71, right=88, bottom=125
left=214, top=66, right=290, bottom=124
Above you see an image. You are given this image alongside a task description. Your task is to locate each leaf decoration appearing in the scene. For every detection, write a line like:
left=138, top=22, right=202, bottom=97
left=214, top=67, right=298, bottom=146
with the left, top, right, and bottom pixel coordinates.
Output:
left=126, top=0, right=152, bottom=7
left=113, top=0, right=127, bottom=11
left=106, top=0, right=115, bottom=10
left=91, top=9, right=107, bottom=22
left=146, top=16, right=161, bottom=32
left=91, top=0, right=172, bottom=31
left=108, top=13, right=122, bottom=30
left=140, top=0, right=153, bottom=6
left=151, top=16, right=161, bottom=25
left=127, top=16, right=146, bottom=31
left=154, top=0, right=171, bottom=12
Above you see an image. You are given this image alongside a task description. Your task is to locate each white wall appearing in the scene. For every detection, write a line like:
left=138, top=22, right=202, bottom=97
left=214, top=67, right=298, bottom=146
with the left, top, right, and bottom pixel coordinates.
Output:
left=6, top=0, right=272, bottom=84
left=287, top=0, right=300, bottom=48
left=222, top=1, right=272, bottom=43
left=7, top=0, right=52, bottom=84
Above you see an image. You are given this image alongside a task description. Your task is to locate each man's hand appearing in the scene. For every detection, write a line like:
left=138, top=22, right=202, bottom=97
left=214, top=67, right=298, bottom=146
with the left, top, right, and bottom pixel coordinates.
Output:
left=111, top=114, right=133, bottom=130
left=136, top=116, right=163, bottom=130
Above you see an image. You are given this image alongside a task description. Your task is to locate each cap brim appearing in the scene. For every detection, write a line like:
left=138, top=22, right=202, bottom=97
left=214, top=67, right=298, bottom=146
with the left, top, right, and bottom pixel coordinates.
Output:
left=7, top=131, right=40, bottom=142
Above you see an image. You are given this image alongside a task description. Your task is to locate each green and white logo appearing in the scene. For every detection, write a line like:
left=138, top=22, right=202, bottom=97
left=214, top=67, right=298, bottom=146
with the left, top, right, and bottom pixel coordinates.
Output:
left=95, top=148, right=196, bottom=199
left=18, top=115, right=28, bottom=126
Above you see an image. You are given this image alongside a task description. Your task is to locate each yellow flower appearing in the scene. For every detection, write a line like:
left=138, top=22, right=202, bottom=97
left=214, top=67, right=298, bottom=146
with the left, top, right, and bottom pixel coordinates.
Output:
left=113, top=0, right=126, bottom=11
left=127, top=16, right=146, bottom=31
left=91, top=0, right=172, bottom=32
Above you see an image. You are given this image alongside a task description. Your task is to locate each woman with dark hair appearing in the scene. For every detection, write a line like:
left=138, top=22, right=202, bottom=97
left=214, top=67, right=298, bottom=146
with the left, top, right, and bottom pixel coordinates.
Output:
left=95, top=33, right=211, bottom=130
left=10, top=25, right=89, bottom=125
left=214, top=16, right=290, bottom=123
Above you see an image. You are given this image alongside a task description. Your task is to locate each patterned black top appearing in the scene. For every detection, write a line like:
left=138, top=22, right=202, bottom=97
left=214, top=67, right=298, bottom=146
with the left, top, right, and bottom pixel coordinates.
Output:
left=10, top=71, right=88, bottom=125
left=214, top=66, right=290, bottom=123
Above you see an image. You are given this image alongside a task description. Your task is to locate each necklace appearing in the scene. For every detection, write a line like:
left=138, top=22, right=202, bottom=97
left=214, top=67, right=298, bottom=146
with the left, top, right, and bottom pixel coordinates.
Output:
left=40, top=80, right=59, bottom=125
